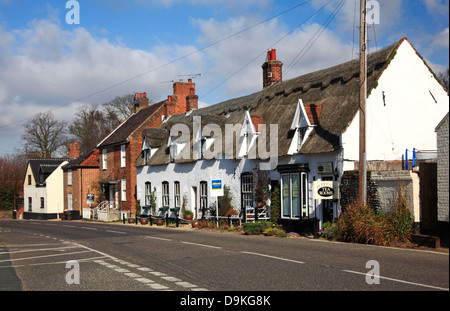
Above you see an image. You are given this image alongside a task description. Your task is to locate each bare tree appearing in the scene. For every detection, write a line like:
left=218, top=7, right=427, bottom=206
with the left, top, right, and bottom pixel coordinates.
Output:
left=103, top=94, right=136, bottom=121
left=438, top=67, right=449, bottom=90
left=69, top=104, right=121, bottom=154
left=20, top=111, right=67, bottom=159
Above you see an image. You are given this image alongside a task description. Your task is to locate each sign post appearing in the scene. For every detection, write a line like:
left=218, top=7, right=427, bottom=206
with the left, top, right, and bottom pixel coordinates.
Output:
left=210, top=179, right=224, bottom=227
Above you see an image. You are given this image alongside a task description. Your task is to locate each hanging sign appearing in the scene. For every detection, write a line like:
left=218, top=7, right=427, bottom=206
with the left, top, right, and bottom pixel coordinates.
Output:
left=313, top=181, right=340, bottom=200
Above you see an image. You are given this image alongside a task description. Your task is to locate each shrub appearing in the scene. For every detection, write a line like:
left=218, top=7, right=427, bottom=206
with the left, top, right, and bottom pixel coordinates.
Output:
left=243, top=220, right=273, bottom=235
left=263, top=227, right=287, bottom=237
left=324, top=194, right=414, bottom=246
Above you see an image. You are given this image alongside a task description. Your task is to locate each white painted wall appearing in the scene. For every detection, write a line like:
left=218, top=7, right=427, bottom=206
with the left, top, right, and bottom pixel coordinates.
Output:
left=45, top=161, right=67, bottom=215
left=23, top=161, right=67, bottom=215
left=342, top=40, right=449, bottom=170
left=136, top=150, right=343, bottom=228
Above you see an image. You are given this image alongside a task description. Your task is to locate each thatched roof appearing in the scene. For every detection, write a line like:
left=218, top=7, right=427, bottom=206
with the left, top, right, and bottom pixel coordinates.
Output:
left=136, top=38, right=406, bottom=167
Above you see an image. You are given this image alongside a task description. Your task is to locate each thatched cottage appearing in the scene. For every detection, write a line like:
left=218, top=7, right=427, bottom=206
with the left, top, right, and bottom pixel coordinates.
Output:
left=135, top=38, right=448, bottom=231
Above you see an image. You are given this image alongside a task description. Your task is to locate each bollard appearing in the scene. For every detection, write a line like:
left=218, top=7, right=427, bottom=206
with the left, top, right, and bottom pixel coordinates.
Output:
left=122, top=213, right=126, bottom=224
left=165, top=213, right=169, bottom=227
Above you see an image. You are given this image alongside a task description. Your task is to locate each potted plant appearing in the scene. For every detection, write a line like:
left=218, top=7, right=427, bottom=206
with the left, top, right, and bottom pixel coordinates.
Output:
left=191, top=219, right=199, bottom=228
left=183, top=209, right=194, bottom=220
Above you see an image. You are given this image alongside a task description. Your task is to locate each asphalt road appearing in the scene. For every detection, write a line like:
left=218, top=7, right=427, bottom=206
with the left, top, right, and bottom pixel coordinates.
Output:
left=0, top=220, right=448, bottom=296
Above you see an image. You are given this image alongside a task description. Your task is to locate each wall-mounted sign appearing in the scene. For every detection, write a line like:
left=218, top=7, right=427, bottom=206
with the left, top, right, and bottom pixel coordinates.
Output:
left=313, top=181, right=340, bottom=200
left=317, top=162, right=334, bottom=175
left=210, top=179, right=224, bottom=197
left=86, top=193, right=95, bottom=204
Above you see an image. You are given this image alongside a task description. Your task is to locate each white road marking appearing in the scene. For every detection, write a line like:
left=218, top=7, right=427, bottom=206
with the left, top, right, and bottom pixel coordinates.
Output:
left=342, top=269, right=449, bottom=291
left=0, top=250, right=92, bottom=263
left=145, top=236, right=172, bottom=242
left=241, top=251, right=305, bottom=264
left=181, top=241, right=221, bottom=249
left=106, top=230, right=126, bottom=234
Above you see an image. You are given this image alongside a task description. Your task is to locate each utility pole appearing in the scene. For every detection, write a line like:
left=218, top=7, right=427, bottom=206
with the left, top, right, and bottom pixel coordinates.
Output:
left=359, top=0, right=367, bottom=205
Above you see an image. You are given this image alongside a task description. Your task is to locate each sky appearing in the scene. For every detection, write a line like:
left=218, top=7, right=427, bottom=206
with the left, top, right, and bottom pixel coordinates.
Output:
left=0, top=0, right=448, bottom=156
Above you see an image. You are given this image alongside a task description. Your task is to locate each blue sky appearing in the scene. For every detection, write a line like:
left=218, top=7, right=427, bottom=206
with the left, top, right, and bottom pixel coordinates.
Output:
left=0, top=0, right=448, bottom=155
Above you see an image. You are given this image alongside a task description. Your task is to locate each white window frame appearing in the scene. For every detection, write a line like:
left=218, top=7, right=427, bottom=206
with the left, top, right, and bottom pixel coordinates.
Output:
left=121, top=145, right=126, bottom=168
left=121, top=179, right=126, bottom=202
left=281, top=172, right=308, bottom=219
left=68, top=194, right=73, bottom=210
left=102, top=149, right=107, bottom=170
left=162, top=181, right=170, bottom=208
left=68, top=169, right=72, bottom=186
left=174, top=181, right=181, bottom=209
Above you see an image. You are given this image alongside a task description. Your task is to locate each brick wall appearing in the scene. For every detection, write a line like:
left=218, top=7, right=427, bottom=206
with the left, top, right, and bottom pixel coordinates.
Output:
left=436, top=114, right=449, bottom=223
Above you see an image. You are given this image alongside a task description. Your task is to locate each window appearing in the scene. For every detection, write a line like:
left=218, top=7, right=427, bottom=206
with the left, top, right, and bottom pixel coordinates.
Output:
left=281, top=173, right=308, bottom=219
left=68, top=194, right=72, bottom=210
left=28, top=197, right=32, bottom=212
left=296, top=127, right=308, bottom=152
left=68, top=170, right=72, bottom=186
left=162, top=182, right=170, bottom=208
left=199, top=181, right=208, bottom=218
left=28, top=175, right=31, bottom=185
left=121, top=145, right=126, bottom=168
left=241, top=173, right=254, bottom=211
left=174, top=181, right=181, bottom=209
left=40, top=197, right=44, bottom=209
left=102, top=149, right=107, bottom=170
left=121, top=179, right=126, bottom=201
left=145, top=182, right=152, bottom=206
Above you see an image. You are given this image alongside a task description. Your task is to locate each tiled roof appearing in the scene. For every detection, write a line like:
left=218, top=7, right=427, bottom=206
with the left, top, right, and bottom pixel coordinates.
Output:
left=97, top=101, right=165, bottom=148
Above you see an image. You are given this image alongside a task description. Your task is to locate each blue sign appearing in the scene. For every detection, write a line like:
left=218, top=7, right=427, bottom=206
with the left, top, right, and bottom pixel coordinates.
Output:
left=210, top=179, right=224, bottom=196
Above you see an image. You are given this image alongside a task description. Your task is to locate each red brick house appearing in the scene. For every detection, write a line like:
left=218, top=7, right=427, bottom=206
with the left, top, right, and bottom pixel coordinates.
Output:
left=62, top=142, right=100, bottom=218
left=96, top=80, right=198, bottom=217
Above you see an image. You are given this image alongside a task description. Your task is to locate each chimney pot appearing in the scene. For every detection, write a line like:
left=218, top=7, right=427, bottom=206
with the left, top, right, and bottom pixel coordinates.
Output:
left=168, top=95, right=172, bottom=102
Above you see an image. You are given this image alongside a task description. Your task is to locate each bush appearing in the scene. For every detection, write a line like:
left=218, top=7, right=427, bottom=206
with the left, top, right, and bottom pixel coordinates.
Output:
left=323, top=195, right=414, bottom=246
left=243, top=220, right=273, bottom=235
left=263, top=227, right=287, bottom=237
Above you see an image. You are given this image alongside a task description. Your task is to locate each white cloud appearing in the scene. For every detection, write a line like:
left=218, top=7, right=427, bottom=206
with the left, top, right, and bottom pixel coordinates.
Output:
left=432, top=27, right=450, bottom=49
left=0, top=18, right=203, bottom=154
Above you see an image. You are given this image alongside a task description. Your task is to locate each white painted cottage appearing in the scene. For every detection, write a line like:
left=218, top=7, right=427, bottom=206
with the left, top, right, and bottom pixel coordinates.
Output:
left=23, top=158, right=69, bottom=220
left=135, top=38, right=448, bottom=232
left=342, top=38, right=448, bottom=169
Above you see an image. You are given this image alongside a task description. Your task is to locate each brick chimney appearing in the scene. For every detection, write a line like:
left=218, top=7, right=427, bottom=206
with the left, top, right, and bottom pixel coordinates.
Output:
left=68, top=141, right=80, bottom=159
left=134, top=92, right=149, bottom=112
left=262, top=48, right=283, bottom=88
left=186, top=87, right=198, bottom=111
left=172, top=79, right=196, bottom=114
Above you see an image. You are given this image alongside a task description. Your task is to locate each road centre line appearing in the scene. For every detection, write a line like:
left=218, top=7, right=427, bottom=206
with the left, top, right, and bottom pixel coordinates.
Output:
left=145, top=236, right=172, bottom=242
left=241, top=251, right=305, bottom=264
left=81, top=226, right=98, bottom=231
left=106, top=230, right=126, bottom=234
left=181, top=241, right=222, bottom=249
left=342, top=269, right=449, bottom=291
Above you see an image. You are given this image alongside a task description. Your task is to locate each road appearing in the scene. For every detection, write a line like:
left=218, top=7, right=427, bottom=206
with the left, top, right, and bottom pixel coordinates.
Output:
left=1, top=220, right=448, bottom=296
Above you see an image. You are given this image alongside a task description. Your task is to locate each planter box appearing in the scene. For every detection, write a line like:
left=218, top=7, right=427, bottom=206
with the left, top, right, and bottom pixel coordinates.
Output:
left=183, top=214, right=193, bottom=220
left=140, top=218, right=149, bottom=225
left=128, top=218, right=136, bottom=224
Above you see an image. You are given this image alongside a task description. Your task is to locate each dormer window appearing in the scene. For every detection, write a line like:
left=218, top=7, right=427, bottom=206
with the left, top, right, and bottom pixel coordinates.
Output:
left=288, top=99, right=315, bottom=155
